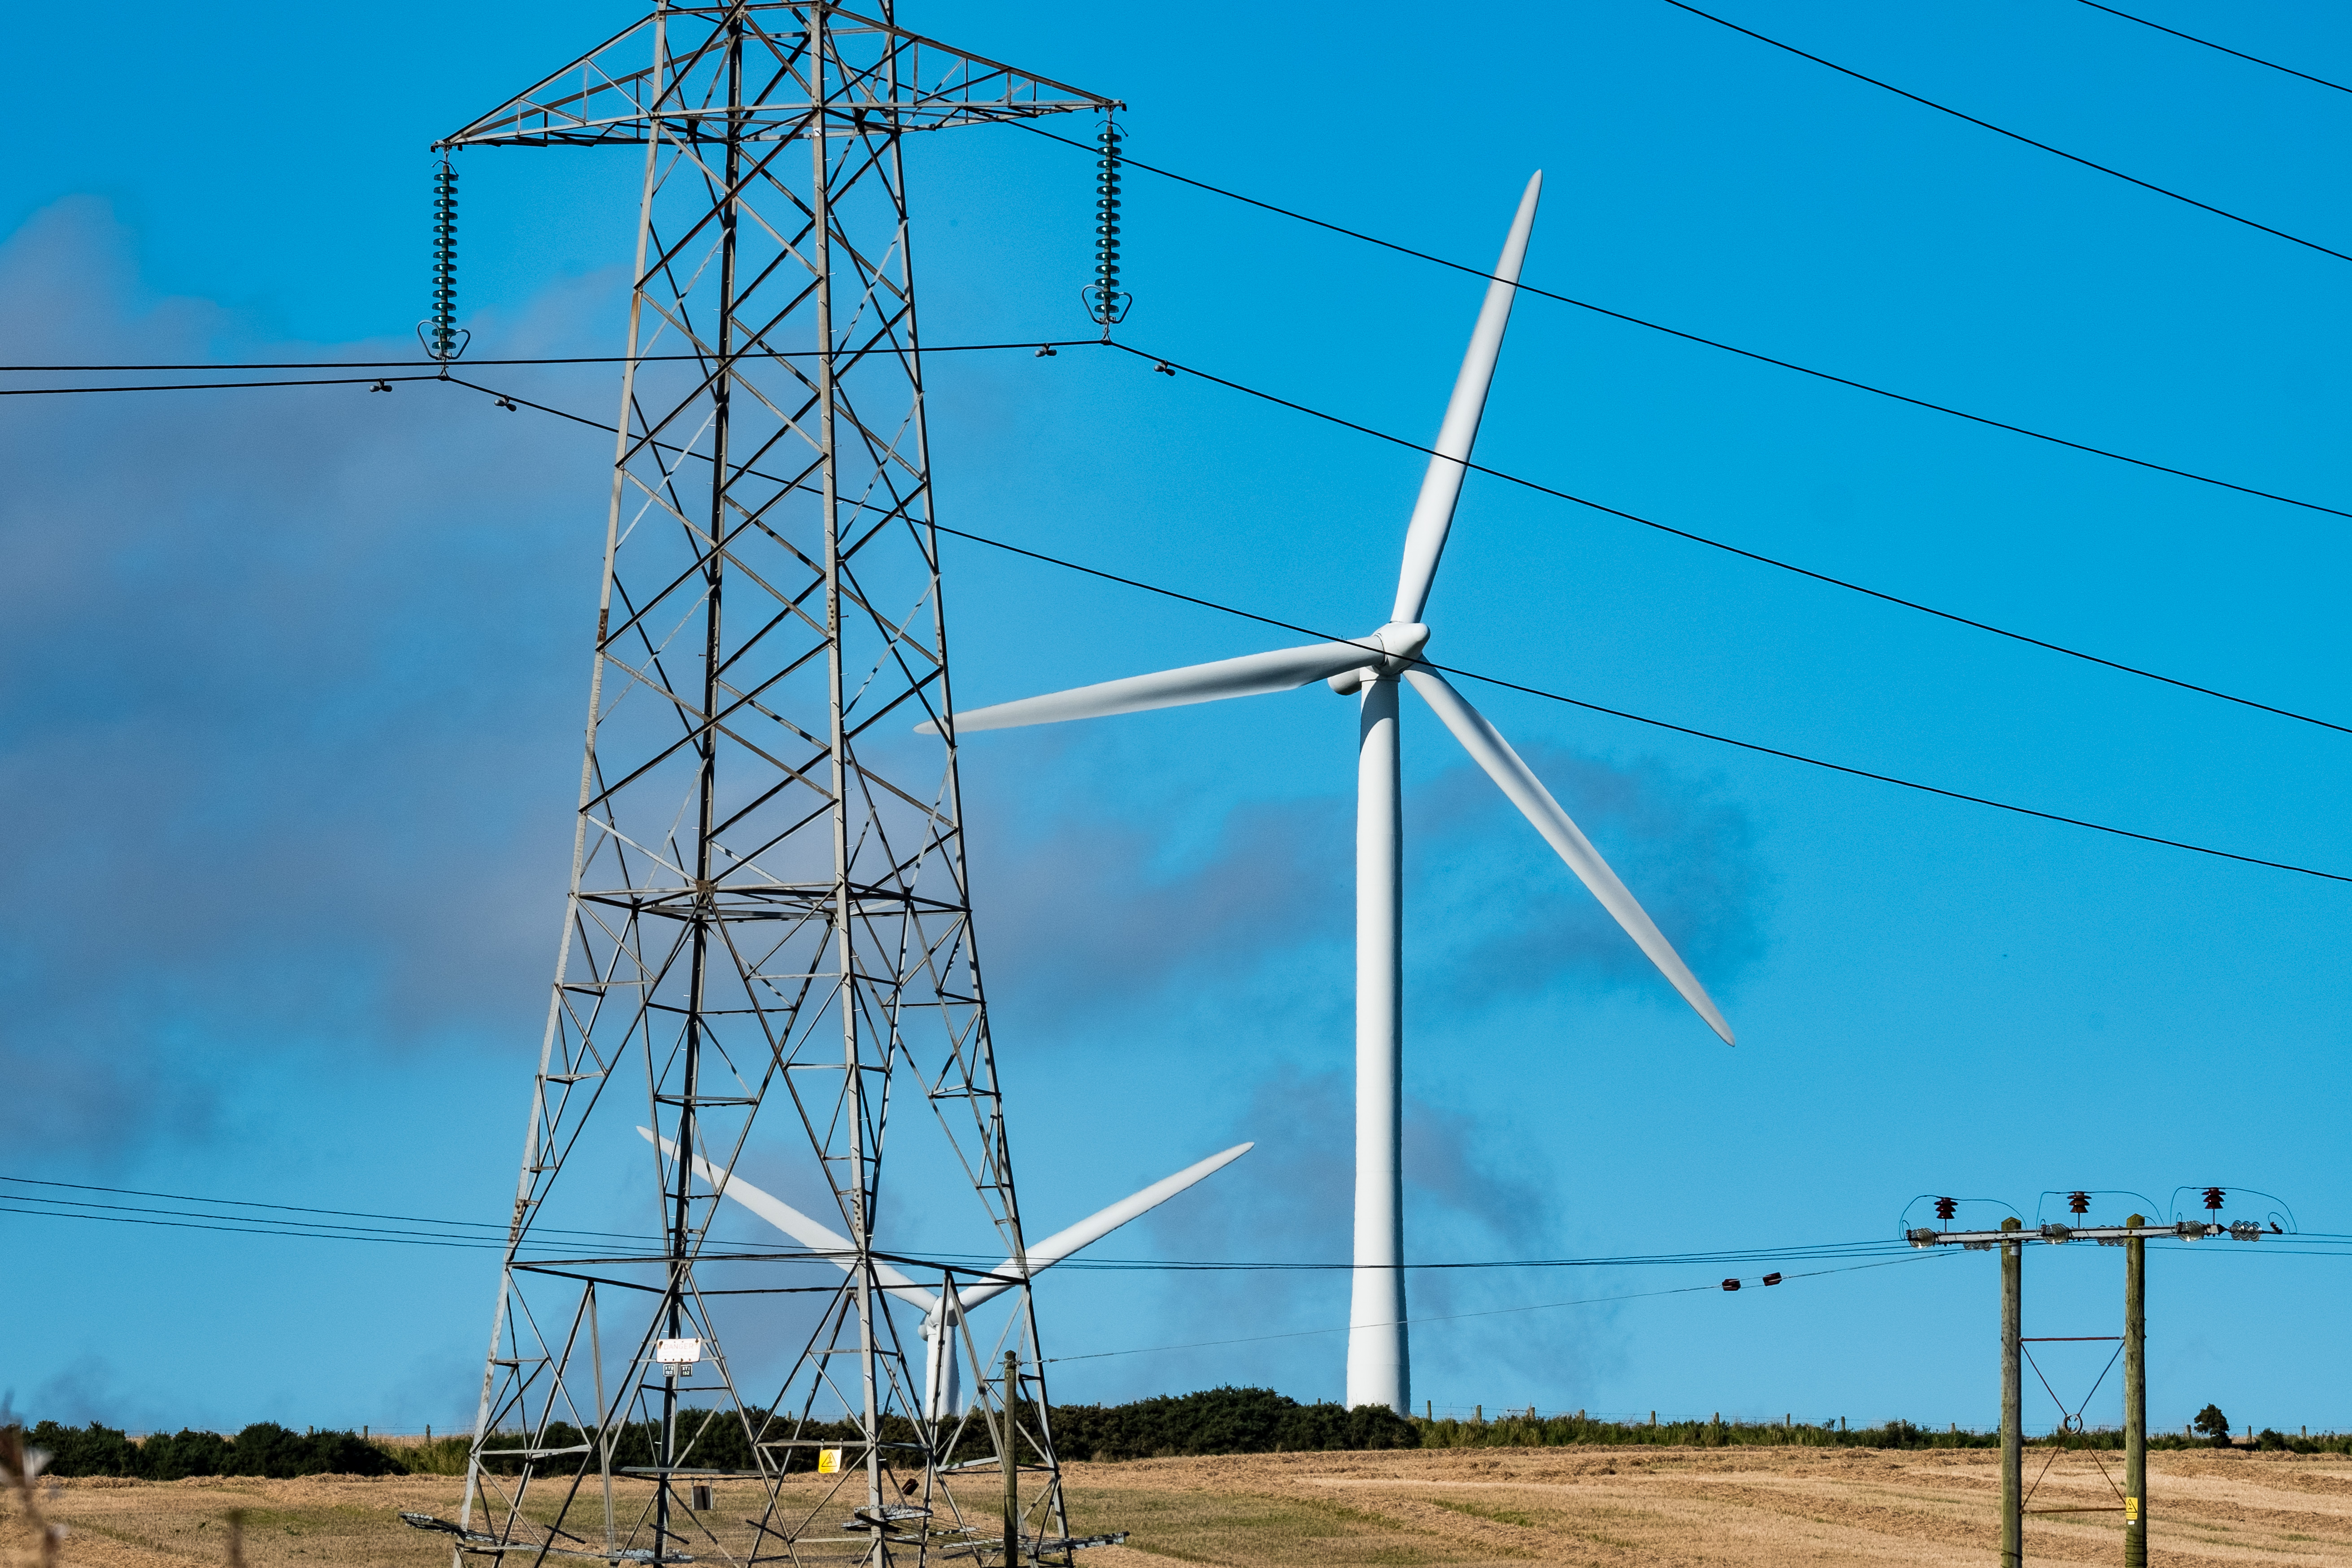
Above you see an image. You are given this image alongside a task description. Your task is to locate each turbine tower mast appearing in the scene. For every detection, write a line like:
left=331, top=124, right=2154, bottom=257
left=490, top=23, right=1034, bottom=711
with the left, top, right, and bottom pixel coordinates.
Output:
left=924, top=174, right=1736, bottom=1416
left=434, top=8, right=1113, bottom=1563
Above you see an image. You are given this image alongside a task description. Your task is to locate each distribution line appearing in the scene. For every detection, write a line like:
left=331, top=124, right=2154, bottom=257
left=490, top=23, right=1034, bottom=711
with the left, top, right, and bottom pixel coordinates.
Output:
left=2074, top=1, right=2352, bottom=95
left=1104, top=340, right=2350, bottom=737
left=1658, top=0, right=2352, bottom=266
left=1046, top=1252, right=1956, bottom=1364
left=0, top=1176, right=1945, bottom=1273
left=437, top=372, right=2352, bottom=884
left=13, top=1180, right=2343, bottom=1275
left=1009, top=121, right=2352, bottom=525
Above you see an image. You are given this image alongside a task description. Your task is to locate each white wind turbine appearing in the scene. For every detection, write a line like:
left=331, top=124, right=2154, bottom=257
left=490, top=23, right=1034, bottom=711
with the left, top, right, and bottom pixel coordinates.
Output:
left=917, top=172, right=1733, bottom=1413
left=642, top=1129, right=1251, bottom=1420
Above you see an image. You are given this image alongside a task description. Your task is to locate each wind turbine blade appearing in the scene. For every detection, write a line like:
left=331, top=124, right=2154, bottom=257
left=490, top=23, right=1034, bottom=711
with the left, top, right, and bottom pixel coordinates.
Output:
left=1391, top=170, right=1543, bottom=626
left=635, top=1128, right=939, bottom=1311
left=956, top=1142, right=1254, bottom=1309
left=1403, top=670, right=1735, bottom=1044
left=915, top=644, right=1377, bottom=735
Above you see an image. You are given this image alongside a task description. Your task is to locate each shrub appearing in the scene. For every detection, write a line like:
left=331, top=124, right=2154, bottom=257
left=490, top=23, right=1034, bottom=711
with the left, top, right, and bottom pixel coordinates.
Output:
left=24, top=1420, right=404, bottom=1478
left=1048, top=1387, right=1418, bottom=1461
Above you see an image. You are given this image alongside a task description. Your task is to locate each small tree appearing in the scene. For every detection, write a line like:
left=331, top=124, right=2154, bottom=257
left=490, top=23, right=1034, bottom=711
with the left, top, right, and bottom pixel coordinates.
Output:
left=2192, top=1404, right=2231, bottom=1445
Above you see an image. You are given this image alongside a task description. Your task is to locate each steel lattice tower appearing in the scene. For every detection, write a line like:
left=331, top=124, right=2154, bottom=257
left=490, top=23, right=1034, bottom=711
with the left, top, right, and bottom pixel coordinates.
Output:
left=436, top=8, right=1113, bottom=1564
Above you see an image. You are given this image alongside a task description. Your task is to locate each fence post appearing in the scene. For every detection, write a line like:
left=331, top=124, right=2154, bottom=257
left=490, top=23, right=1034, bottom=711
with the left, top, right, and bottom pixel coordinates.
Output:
left=1001, top=1352, right=1020, bottom=1568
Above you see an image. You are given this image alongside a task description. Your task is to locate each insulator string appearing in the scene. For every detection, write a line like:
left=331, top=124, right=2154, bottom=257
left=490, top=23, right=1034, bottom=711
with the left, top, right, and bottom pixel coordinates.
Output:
left=421, top=156, right=467, bottom=368
left=1084, top=117, right=1131, bottom=333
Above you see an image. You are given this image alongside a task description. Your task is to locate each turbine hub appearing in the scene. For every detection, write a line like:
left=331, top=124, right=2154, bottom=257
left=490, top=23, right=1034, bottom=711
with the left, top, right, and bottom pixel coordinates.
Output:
left=1327, top=623, right=1430, bottom=693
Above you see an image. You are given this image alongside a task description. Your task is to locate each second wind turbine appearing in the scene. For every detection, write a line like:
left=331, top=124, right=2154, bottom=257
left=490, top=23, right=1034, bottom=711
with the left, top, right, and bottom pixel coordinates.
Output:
left=923, top=171, right=1734, bottom=1413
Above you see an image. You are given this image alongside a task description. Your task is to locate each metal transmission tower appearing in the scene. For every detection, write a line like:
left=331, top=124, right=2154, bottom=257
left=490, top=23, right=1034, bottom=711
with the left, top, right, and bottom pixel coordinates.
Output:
left=435, top=8, right=1113, bottom=1564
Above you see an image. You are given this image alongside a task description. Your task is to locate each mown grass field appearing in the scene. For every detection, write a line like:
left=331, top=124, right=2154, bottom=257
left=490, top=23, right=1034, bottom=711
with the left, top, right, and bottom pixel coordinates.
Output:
left=11, top=1445, right=2350, bottom=1567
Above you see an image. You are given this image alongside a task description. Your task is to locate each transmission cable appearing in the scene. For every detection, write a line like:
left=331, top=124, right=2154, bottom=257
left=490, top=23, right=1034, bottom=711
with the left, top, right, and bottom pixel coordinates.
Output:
left=1010, top=122, right=2352, bottom=525
left=443, top=371, right=2351, bottom=883
left=35, top=356, right=2322, bottom=880
left=0, top=341, right=1104, bottom=376
left=0, top=341, right=1104, bottom=394
left=919, top=508, right=2348, bottom=884
left=2073, top=1, right=2352, bottom=95
left=1657, top=0, right=2352, bottom=266
left=1097, top=341, right=2351, bottom=737
left=458, top=354, right=2352, bottom=739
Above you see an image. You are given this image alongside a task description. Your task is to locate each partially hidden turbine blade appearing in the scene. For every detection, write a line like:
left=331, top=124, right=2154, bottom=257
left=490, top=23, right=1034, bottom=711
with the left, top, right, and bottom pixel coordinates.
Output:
left=916, top=643, right=1380, bottom=735
left=956, top=1142, right=1254, bottom=1309
left=1390, top=170, right=1543, bottom=626
left=1402, top=670, right=1735, bottom=1045
left=636, top=1127, right=940, bottom=1311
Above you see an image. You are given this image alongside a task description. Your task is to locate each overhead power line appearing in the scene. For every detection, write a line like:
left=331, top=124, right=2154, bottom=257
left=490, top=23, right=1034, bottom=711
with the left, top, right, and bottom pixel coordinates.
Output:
left=0, top=1173, right=1963, bottom=1272
left=0, top=374, right=452, bottom=396
left=465, top=349, right=2350, bottom=739
left=2074, top=1, right=2352, bottom=95
left=1010, top=122, right=2352, bottom=526
left=921, top=509, right=2351, bottom=886
left=1657, top=0, right=2352, bottom=266
left=1047, top=1251, right=1957, bottom=1365
left=1091, top=341, right=2349, bottom=738
left=0, top=340, right=1105, bottom=395
left=435, top=367, right=2350, bottom=884
left=33, top=352, right=2331, bottom=879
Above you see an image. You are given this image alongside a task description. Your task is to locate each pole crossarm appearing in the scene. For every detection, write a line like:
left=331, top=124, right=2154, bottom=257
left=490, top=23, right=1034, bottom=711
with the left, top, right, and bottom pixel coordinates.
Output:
left=1909, top=1221, right=2266, bottom=1247
left=438, top=4, right=1116, bottom=150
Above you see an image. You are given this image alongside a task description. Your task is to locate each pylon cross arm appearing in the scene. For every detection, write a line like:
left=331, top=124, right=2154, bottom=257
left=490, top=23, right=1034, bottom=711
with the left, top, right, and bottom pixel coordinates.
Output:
left=439, top=3, right=1116, bottom=151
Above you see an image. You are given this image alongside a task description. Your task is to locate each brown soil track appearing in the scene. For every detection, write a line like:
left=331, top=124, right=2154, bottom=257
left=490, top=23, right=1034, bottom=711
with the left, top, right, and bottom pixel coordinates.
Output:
left=9, top=1447, right=2348, bottom=1567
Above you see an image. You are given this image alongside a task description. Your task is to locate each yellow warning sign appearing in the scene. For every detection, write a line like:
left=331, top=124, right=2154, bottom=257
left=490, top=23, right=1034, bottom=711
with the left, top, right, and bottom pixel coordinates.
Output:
left=2125, top=1496, right=2139, bottom=1523
left=817, top=1448, right=843, bottom=1475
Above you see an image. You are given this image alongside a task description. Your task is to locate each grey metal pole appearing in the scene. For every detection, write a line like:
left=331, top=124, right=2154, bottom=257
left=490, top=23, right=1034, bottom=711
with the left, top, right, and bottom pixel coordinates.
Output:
left=1002, top=1352, right=1021, bottom=1568
left=2125, top=1216, right=2146, bottom=1568
left=2002, top=1218, right=2022, bottom=1568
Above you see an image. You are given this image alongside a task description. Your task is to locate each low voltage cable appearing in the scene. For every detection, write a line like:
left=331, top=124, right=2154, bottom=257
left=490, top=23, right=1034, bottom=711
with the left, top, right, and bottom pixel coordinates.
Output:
left=1009, top=122, right=2352, bottom=526
left=1047, top=1251, right=1957, bottom=1365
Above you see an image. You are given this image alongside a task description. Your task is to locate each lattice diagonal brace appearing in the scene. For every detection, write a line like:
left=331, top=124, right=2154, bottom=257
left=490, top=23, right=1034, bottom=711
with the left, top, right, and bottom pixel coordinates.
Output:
left=436, top=7, right=1113, bottom=1565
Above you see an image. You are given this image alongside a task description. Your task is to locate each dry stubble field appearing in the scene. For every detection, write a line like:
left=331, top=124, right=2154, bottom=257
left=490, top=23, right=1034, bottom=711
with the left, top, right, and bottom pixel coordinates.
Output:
left=11, top=1446, right=2350, bottom=1567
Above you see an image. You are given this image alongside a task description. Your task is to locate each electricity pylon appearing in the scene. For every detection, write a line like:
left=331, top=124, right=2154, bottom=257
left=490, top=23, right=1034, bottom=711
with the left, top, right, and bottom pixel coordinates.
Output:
left=435, top=8, right=1113, bottom=1564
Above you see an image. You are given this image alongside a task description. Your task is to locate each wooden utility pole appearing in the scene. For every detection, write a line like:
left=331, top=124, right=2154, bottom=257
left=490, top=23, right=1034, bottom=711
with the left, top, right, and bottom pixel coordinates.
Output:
left=1002, top=1352, right=1022, bottom=1568
left=2001, top=1217, right=2023, bottom=1568
left=2124, top=1216, right=2147, bottom=1568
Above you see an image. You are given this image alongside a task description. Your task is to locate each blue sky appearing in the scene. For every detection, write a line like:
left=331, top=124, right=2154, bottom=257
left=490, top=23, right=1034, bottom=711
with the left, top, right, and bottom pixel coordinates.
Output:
left=4, top=0, right=2348, bottom=1440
